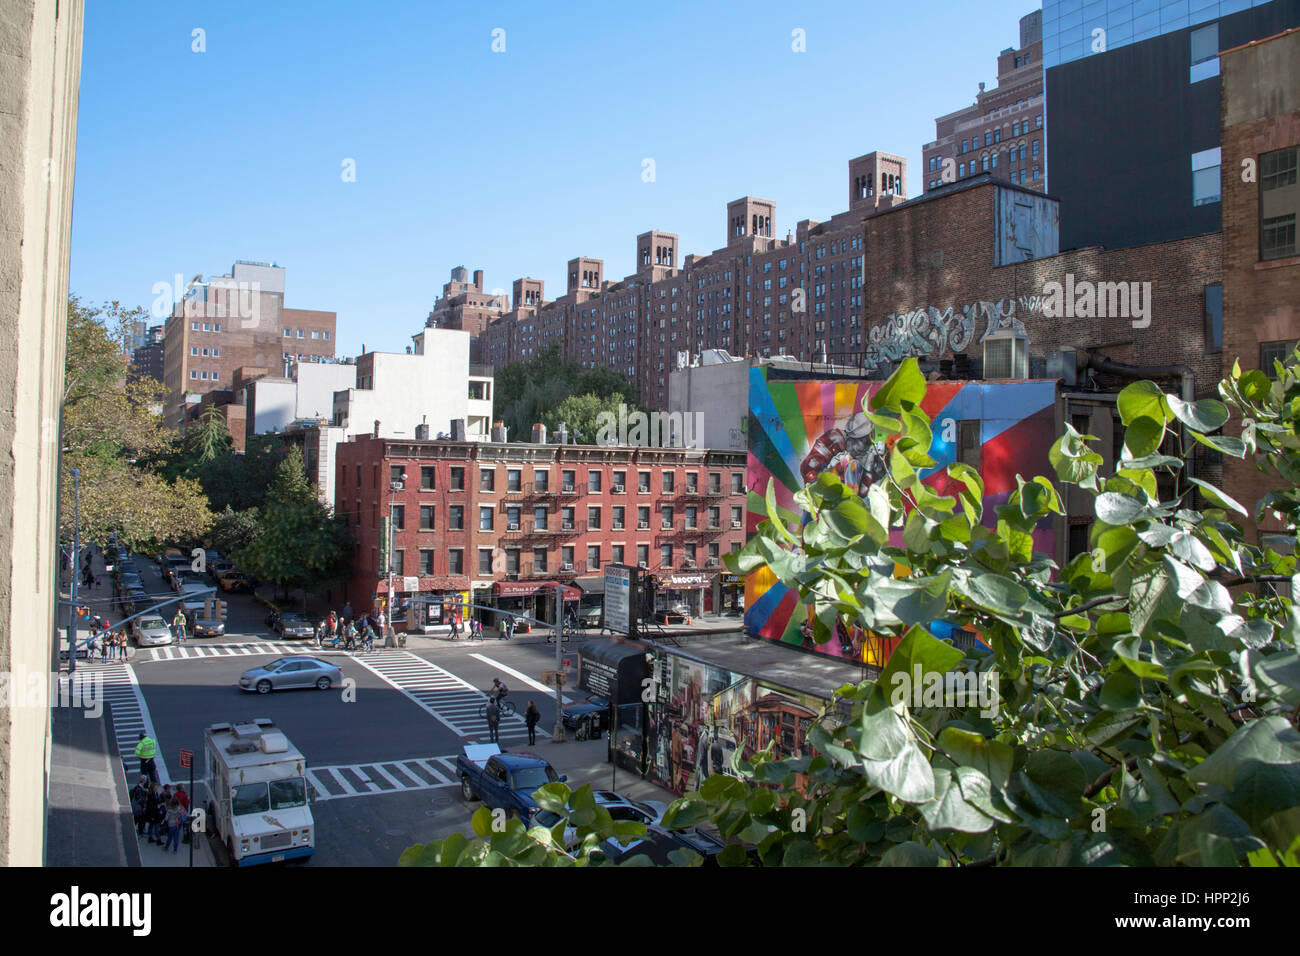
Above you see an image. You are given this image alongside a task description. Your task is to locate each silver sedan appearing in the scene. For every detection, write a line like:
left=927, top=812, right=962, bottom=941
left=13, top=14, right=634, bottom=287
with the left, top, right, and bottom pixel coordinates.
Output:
left=239, top=656, right=343, bottom=694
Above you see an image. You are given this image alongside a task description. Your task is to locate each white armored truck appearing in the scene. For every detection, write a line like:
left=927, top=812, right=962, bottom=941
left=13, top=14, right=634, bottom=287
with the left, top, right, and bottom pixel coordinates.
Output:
left=200, top=718, right=314, bottom=866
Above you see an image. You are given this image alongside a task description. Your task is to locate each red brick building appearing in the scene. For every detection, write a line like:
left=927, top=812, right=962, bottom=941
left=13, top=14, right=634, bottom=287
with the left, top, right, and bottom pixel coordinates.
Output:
left=1220, top=27, right=1300, bottom=543
left=334, top=435, right=748, bottom=630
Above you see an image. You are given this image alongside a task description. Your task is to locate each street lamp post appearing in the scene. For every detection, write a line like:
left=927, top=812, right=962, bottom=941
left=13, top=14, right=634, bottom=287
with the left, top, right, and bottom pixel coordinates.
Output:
left=552, top=583, right=566, bottom=743
left=68, top=467, right=80, bottom=675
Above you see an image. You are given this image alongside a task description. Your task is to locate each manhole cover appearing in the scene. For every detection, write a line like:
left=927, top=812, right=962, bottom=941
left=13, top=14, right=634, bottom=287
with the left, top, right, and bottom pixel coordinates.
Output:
left=429, top=793, right=454, bottom=807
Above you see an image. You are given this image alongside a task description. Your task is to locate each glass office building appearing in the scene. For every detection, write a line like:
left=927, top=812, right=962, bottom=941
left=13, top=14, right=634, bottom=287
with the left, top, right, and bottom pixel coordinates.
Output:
left=1043, top=0, right=1281, bottom=68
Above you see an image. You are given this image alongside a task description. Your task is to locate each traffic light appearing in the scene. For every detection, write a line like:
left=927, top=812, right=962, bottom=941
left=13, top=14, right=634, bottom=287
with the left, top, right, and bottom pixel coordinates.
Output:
left=214, top=599, right=228, bottom=622
left=204, top=598, right=215, bottom=619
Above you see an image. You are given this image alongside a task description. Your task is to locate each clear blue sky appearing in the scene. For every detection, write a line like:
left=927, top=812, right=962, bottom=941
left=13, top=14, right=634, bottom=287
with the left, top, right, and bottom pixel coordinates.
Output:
left=71, top=0, right=1039, bottom=357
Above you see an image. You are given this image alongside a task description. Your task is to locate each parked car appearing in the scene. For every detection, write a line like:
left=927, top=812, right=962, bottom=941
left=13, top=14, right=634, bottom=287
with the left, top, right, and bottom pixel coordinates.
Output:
left=238, top=656, right=342, bottom=694
left=267, top=612, right=315, bottom=639
left=132, top=615, right=174, bottom=647
left=120, top=586, right=151, bottom=616
left=533, top=790, right=668, bottom=849
left=592, top=824, right=728, bottom=865
left=561, top=694, right=611, bottom=732
left=456, top=744, right=566, bottom=825
left=218, top=570, right=251, bottom=593
left=116, top=573, right=144, bottom=595
left=190, top=616, right=225, bottom=638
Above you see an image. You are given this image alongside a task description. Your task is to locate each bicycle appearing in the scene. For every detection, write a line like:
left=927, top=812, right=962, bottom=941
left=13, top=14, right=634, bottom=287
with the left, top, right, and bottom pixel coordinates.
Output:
left=478, top=698, right=517, bottom=719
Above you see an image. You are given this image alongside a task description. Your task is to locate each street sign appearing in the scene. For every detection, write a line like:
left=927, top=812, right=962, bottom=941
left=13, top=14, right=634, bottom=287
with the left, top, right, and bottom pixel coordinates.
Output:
left=179, top=749, right=193, bottom=769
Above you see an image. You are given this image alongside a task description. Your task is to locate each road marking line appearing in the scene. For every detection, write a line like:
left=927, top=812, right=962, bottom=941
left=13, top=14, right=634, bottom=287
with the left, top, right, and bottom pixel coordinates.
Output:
left=415, top=759, right=450, bottom=784
left=468, top=653, right=573, bottom=703
left=369, top=764, right=407, bottom=790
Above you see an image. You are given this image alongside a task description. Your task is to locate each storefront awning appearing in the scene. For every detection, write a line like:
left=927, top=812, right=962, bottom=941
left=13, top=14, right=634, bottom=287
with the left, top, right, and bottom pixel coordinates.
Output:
left=493, top=580, right=581, bottom=600
left=575, top=575, right=605, bottom=595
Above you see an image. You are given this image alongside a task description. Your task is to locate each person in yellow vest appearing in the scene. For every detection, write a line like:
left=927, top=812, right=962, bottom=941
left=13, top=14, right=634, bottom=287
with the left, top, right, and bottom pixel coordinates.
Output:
left=135, top=732, right=158, bottom=785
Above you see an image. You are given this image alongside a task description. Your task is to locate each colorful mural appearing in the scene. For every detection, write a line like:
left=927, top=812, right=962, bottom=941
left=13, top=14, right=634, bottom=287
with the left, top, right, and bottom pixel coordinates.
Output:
left=743, top=369, right=1058, bottom=662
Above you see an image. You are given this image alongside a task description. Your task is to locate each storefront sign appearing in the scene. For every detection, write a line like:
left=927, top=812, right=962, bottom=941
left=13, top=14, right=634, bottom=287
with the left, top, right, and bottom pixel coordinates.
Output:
left=494, top=581, right=580, bottom=599
left=403, top=576, right=419, bottom=593
left=657, top=571, right=711, bottom=589
left=604, top=566, right=632, bottom=634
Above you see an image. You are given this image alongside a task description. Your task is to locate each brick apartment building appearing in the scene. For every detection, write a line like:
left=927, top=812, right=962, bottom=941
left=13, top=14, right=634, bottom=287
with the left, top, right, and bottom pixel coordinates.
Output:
left=335, top=435, right=747, bottom=630
left=1220, top=26, right=1300, bottom=544
left=478, top=152, right=907, bottom=408
left=923, top=10, right=1046, bottom=195
left=162, top=261, right=336, bottom=428
left=425, top=266, right=510, bottom=363
left=129, top=324, right=164, bottom=385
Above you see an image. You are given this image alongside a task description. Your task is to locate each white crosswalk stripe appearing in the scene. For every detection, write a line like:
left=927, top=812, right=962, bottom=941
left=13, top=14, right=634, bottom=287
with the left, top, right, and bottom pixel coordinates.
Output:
left=306, top=754, right=460, bottom=802
left=348, top=651, right=543, bottom=743
left=137, top=641, right=348, bottom=662
left=90, top=662, right=173, bottom=784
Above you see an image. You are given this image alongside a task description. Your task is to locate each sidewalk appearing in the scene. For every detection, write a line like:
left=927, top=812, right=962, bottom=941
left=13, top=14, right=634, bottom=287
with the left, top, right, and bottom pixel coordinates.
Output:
left=530, top=736, right=679, bottom=808
left=398, top=613, right=745, bottom=654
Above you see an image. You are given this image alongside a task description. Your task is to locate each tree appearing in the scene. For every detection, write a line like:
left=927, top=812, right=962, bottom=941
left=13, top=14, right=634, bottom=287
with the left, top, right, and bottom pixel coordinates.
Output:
left=400, top=357, right=1300, bottom=867
left=60, top=297, right=213, bottom=551
left=235, top=447, right=352, bottom=600
left=208, top=506, right=262, bottom=556
left=493, top=345, right=643, bottom=441
left=185, top=404, right=233, bottom=464
left=544, top=392, right=625, bottom=445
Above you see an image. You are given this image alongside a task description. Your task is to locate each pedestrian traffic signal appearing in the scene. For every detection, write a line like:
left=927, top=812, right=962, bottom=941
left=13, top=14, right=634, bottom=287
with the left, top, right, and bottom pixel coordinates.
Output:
left=215, top=599, right=228, bottom=622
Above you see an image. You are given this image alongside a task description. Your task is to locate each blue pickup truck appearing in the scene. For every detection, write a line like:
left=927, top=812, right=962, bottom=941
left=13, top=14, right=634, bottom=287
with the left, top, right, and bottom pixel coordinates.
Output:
left=456, top=744, right=566, bottom=824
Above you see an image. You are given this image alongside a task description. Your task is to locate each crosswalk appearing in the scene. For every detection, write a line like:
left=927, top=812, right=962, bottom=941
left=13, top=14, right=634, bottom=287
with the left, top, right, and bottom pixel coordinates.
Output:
left=306, top=754, right=460, bottom=802
left=138, top=641, right=346, bottom=662
left=92, top=663, right=173, bottom=785
left=349, top=651, right=542, bottom=744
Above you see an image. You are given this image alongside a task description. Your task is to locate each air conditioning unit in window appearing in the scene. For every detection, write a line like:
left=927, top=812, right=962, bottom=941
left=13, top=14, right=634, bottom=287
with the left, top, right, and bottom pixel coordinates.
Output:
left=562, top=521, right=574, bottom=530
left=638, top=561, right=649, bottom=569
left=507, top=523, right=519, bottom=532
left=683, top=560, right=696, bottom=568
left=731, top=520, right=743, bottom=529
left=982, top=333, right=1029, bottom=380
left=638, top=521, right=650, bottom=530
left=561, top=562, right=573, bottom=571
left=613, top=484, right=625, bottom=493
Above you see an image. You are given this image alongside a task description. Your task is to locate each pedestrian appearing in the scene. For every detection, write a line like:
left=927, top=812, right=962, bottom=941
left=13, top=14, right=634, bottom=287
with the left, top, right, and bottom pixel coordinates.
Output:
left=146, top=782, right=166, bottom=844
left=117, top=630, right=128, bottom=661
left=135, top=732, right=158, bottom=785
left=505, top=619, right=514, bottom=641
left=376, top=608, right=387, bottom=643
left=130, top=776, right=150, bottom=836
left=174, top=783, right=191, bottom=844
left=345, top=621, right=357, bottom=651
left=485, top=698, right=501, bottom=744
left=315, top=620, right=325, bottom=648
left=341, top=601, right=353, bottom=625
left=362, top=622, right=375, bottom=652
left=525, top=700, right=540, bottom=746
left=163, top=799, right=183, bottom=853
left=491, top=678, right=509, bottom=702
left=99, top=628, right=109, bottom=662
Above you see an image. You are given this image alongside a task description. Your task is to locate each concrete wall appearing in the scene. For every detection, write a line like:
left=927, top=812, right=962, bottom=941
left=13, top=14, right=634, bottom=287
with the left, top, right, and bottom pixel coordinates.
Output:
left=0, top=0, right=84, bottom=866
left=295, top=363, right=355, bottom=422
left=668, top=358, right=753, bottom=451
left=248, top=378, right=296, bottom=435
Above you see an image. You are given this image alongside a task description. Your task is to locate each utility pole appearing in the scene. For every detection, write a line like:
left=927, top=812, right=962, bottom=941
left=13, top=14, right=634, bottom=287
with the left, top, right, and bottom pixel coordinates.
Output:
left=68, top=467, right=80, bottom=675
left=552, top=583, right=566, bottom=743
left=388, top=478, right=401, bottom=643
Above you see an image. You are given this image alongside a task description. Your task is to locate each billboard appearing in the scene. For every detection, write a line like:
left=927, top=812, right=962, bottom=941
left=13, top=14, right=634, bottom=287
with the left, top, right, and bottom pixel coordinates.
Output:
left=604, top=565, right=633, bottom=634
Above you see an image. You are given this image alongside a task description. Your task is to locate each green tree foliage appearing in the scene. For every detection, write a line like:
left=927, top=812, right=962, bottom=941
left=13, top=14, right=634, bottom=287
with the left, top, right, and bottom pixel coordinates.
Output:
left=546, top=392, right=625, bottom=445
left=402, top=356, right=1300, bottom=867
left=185, top=404, right=233, bottom=464
left=493, top=344, right=643, bottom=441
left=234, top=447, right=352, bottom=598
left=60, top=297, right=213, bottom=550
left=208, top=505, right=262, bottom=556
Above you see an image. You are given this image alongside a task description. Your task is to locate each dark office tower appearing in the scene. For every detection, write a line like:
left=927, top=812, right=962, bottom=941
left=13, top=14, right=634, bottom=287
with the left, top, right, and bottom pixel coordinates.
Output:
left=1045, top=0, right=1300, bottom=252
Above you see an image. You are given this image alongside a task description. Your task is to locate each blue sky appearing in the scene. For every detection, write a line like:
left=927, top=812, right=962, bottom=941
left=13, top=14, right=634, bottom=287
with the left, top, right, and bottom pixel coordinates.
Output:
left=71, top=0, right=1039, bottom=357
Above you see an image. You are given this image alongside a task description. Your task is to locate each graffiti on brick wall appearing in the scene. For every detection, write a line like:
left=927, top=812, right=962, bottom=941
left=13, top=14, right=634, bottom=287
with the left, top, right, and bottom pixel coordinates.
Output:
left=864, top=297, right=1040, bottom=372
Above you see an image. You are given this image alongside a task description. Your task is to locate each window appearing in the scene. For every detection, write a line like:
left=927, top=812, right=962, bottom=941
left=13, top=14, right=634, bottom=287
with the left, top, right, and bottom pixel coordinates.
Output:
left=392, top=505, right=405, bottom=531
left=1205, top=284, right=1223, bottom=352
left=534, top=469, right=549, bottom=491
left=533, top=547, right=548, bottom=573
left=685, top=473, right=698, bottom=493
left=588, top=470, right=602, bottom=493
left=588, top=506, right=601, bottom=529
left=190, top=370, right=197, bottom=379
left=1261, top=341, right=1299, bottom=379
left=709, top=472, right=721, bottom=494
left=506, top=549, right=520, bottom=574
left=561, top=546, right=574, bottom=569
left=507, top=469, right=521, bottom=492
left=709, top=506, right=720, bottom=528
left=449, top=505, right=464, bottom=530
left=534, top=506, right=548, bottom=530
left=420, top=550, right=435, bottom=575
left=957, top=421, right=982, bottom=471
left=612, top=545, right=625, bottom=565
left=1263, top=215, right=1297, bottom=260
left=561, top=506, right=575, bottom=529
left=448, top=550, right=463, bottom=574
left=284, top=329, right=291, bottom=338
left=450, top=467, right=465, bottom=491
left=731, top=473, right=744, bottom=494
left=1190, top=23, right=1220, bottom=82
left=662, top=472, right=675, bottom=493
left=480, top=468, right=495, bottom=492
left=731, top=505, right=744, bottom=527
left=478, top=549, right=493, bottom=575
left=421, top=466, right=436, bottom=490
left=661, top=545, right=673, bottom=567
left=1261, top=148, right=1299, bottom=261
left=296, top=329, right=304, bottom=338
left=637, top=544, right=650, bottom=567
left=391, top=550, right=404, bottom=575
left=587, top=545, right=600, bottom=569
left=613, top=506, right=625, bottom=529
left=356, top=465, right=362, bottom=488
left=390, top=465, right=405, bottom=486
left=561, top=470, right=575, bottom=492
left=420, top=505, right=435, bottom=531
left=1262, top=148, right=1298, bottom=191
left=685, top=506, right=698, bottom=528
left=638, top=505, right=650, bottom=529
left=638, top=471, right=651, bottom=493
left=661, top=506, right=674, bottom=529
left=1192, top=148, right=1221, bottom=207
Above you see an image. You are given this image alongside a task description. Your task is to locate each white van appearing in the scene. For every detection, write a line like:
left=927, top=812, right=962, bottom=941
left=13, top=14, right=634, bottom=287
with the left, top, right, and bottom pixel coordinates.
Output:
left=199, top=719, right=314, bottom=866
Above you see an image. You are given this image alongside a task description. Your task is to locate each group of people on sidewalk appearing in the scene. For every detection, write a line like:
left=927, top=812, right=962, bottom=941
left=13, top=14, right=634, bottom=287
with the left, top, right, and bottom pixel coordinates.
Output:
left=130, top=733, right=191, bottom=854
left=314, top=604, right=384, bottom=651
